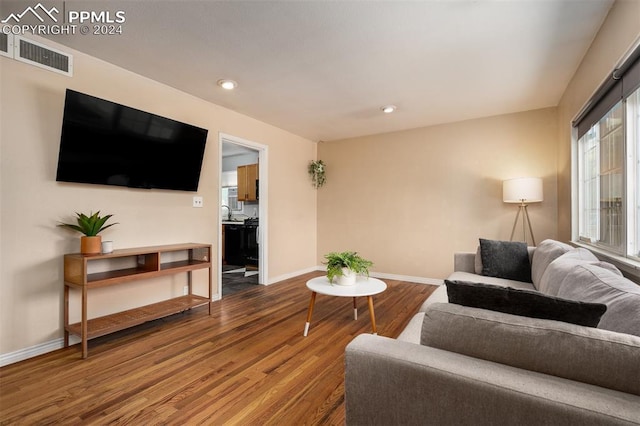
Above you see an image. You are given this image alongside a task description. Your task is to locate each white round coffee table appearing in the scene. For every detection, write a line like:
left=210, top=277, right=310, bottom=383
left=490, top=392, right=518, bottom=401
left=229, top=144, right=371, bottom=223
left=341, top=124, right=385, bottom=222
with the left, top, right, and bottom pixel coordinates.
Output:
left=303, top=276, right=387, bottom=336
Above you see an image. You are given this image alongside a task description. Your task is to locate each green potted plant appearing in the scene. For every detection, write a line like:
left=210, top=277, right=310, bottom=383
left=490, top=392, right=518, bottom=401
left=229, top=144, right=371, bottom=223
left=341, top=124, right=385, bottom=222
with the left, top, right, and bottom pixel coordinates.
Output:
left=58, top=211, right=118, bottom=255
left=308, top=160, right=326, bottom=188
left=324, top=251, right=373, bottom=286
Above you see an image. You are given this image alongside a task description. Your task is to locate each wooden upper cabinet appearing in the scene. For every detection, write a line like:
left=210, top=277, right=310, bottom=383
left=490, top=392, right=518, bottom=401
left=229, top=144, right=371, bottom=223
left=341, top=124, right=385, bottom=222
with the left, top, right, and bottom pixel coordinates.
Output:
left=238, top=163, right=259, bottom=201
left=246, top=164, right=258, bottom=201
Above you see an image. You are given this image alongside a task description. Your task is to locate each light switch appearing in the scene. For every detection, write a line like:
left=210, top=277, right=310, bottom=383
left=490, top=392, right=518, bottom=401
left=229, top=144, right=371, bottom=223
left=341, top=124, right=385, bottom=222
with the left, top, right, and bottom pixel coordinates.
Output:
left=193, top=196, right=203, bottom=208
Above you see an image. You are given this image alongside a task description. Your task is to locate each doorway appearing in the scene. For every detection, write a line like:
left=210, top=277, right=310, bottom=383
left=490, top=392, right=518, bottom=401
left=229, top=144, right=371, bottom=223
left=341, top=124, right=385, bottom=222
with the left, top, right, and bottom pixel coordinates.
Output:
left=219, top=133, right=268, bottom=298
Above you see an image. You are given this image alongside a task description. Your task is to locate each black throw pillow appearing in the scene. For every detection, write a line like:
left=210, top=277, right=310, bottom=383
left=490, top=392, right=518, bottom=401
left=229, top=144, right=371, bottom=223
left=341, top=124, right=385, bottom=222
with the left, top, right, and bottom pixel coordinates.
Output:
left=445, top=280, right=607, bottom=327
left=479, top=238, right=531, bottom=283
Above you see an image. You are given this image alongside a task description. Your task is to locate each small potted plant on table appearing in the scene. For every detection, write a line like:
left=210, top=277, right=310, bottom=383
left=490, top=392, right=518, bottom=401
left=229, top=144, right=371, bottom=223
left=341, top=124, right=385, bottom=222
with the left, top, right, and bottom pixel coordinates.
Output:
left=58, top=211, right=118, bottom=255
left=324, top=251, right=373, bottom=286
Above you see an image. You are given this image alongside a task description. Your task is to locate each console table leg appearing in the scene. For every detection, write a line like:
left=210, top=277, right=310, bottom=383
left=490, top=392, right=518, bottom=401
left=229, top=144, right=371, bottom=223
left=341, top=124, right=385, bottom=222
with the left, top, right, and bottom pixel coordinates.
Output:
left=303, top=291, right=317, bottom=336
left=367, top=296, right=377, bottom=335
left=207, top=248, right=213, bottom=316
left=64, top=285, right=69, bottom=347
left=81, top=286, right=88, bottom=359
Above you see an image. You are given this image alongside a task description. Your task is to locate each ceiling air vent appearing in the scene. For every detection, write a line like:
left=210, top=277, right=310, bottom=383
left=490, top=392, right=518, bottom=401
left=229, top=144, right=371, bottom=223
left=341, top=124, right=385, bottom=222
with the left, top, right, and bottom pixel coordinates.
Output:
left=14, top=36, right=73, bottom=76
left=0, top=33, right=13, bottom=58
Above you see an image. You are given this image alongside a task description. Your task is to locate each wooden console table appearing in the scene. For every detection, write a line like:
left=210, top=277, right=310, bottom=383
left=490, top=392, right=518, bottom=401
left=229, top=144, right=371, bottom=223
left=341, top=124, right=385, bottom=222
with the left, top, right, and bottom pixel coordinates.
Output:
left=63, top=243, right=212, bottom=358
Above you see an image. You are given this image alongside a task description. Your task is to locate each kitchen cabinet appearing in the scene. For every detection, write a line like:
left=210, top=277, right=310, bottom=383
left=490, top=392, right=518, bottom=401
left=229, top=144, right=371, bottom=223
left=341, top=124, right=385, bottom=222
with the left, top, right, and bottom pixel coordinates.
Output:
left=237, top=163, right=258, bottom=201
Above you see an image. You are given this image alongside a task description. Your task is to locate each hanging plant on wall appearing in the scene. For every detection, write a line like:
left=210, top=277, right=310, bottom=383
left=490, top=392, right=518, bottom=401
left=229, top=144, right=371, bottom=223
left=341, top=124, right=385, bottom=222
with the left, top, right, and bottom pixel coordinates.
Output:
left=308, top=160, right=326, bottom=188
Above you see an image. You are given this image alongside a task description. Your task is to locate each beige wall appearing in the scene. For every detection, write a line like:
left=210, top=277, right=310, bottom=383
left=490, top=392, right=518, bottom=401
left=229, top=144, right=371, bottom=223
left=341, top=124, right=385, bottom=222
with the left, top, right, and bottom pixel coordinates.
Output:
left=0, top=38, right=317, bottom=356
left=4, top=0, right=637, bottom=362
left=318, top=108, right=559, bottom=280
left=557, top=0, right=640, bottom=241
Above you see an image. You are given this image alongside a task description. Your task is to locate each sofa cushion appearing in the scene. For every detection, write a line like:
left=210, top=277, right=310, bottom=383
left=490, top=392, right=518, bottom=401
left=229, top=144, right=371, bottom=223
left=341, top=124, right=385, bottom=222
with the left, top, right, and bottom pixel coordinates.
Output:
left=556, top=263, right=640, bottom=337
left=530, top=239, right=573, bottom=289
left=537, top=248, right=597, bottom=295
left=538, top=248, right=621, bottom=296
left=479, top=239, right=531, bottom=282
left=396, top=312, right=424, bottom=344
left=445, top=280, right=607, bottom=327
left=428, top=271, right=536, bottom=313
left=475, top=246, right=483, bottom=274
left=475, top=245, right=535, bottom=275
left=446, top=271, right=536, bottom=290
left=420, top=303, right=640, bottom=396
left=418, top=276, right=535, bottom=314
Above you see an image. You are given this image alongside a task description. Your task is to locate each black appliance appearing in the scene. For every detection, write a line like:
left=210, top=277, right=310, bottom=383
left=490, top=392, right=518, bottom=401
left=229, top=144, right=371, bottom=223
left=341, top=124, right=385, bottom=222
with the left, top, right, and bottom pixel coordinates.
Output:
left=56, top=89, right=208, bottom=192
left=244, top=218, right=259, bottom=269
left=224, top=225, right=244, bottom=266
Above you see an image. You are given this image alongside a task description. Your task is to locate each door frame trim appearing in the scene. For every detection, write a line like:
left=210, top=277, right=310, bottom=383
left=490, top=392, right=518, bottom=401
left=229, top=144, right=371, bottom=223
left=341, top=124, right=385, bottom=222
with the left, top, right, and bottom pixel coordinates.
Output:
left=218, top=133, right=268, bottom=297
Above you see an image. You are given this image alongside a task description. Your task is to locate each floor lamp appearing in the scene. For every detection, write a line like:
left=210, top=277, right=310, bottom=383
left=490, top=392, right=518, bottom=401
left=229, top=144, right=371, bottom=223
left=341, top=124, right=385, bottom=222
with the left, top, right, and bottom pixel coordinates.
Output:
left=503, top=177, right=543, bottom=246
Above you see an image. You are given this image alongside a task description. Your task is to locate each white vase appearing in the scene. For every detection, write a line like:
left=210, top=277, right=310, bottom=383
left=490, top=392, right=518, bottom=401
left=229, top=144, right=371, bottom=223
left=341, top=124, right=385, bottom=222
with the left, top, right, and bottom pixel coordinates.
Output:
left=336, top=268, right=357, bottom=286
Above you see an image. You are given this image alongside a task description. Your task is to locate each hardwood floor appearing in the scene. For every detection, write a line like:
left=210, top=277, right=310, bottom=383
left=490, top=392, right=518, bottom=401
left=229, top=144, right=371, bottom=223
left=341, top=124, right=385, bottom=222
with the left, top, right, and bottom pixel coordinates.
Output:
left=0, top=272, right=437, bottom=425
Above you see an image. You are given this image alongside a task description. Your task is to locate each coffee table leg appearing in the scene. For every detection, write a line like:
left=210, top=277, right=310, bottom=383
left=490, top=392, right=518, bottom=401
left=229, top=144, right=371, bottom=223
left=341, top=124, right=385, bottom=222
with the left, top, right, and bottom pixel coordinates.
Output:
left=303, top=291, right=317, bottom=336
left=367, top=295, right=377, bottom=335
left=353, top=297, right=357, bottom=320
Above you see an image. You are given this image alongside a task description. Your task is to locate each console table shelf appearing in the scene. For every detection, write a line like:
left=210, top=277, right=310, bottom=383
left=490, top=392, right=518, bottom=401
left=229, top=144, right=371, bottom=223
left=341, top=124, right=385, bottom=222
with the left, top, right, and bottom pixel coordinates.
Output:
left=63, top=243, right=212, bottom=358
left=65, top=294, right=210, bottom=340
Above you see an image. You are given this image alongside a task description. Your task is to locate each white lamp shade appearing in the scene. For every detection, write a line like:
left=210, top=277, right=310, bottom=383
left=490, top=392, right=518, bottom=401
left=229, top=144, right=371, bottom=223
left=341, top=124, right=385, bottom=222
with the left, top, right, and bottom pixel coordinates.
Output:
left=503, top=177, right=543, bottom=203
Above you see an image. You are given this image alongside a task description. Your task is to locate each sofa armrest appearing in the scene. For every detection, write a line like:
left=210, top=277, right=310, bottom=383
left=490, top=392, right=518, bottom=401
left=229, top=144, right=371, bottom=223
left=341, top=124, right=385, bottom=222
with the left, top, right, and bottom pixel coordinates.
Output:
left=454, top=252, right=476, bottom=273
left=345, top=334, right=640, bottom=426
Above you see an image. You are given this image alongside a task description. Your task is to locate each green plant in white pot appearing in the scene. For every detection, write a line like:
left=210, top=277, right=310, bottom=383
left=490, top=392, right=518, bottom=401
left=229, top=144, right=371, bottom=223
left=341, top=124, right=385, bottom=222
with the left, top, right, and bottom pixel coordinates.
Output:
left=324, top=251, right=373, bottom=286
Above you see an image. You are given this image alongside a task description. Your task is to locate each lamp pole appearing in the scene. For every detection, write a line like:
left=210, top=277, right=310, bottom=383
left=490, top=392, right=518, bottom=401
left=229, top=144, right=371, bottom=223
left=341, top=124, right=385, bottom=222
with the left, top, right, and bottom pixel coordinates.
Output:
left=509, top=200, right=536, bottom=246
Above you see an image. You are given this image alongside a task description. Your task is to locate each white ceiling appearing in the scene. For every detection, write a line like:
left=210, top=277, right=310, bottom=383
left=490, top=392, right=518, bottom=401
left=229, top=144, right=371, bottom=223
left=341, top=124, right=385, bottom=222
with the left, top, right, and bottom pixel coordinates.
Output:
left=221, top=141, right=257, bottom=158
left=38, top=0, right=613, bottom=141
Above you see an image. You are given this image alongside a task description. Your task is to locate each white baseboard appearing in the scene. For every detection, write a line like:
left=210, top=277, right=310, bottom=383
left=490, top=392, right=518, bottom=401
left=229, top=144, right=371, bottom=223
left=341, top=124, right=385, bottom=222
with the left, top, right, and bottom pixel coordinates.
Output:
left=368, top=271, right=443, bottom=286
left=267, top=266, right=320, bottom=285
left=313, top=265, right=443, bottom=286
left=0, top=338, right=65, bottom=367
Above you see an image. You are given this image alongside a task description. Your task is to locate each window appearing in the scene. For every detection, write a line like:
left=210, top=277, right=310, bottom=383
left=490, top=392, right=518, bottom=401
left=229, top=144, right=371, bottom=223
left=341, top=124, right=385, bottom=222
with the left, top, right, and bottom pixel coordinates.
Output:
left=222, top=187, right=242, bottom=211
left=628, top=89, right=640, bottom=256
left=578, top=101, right=625, bottom=253
left=575, top=48, right=640, bottom=260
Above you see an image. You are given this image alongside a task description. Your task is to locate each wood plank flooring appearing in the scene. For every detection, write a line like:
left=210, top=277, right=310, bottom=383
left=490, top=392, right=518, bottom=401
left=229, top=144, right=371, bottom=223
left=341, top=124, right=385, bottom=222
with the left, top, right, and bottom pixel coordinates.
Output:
left=0, top=272, right=437, bottom=425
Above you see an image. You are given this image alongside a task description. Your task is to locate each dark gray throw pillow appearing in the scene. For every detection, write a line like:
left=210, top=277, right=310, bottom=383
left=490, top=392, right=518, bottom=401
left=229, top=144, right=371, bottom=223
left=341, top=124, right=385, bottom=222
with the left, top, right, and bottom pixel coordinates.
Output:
left=479, top=238, right=532, bottom=282
left=445, top=280, right=607, bottom=327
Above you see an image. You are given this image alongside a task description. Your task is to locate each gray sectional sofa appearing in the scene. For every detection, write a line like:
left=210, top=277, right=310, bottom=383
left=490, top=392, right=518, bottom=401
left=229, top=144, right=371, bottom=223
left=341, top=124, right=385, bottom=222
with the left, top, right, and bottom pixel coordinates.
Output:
left=345, top=239, right=640, bottom=425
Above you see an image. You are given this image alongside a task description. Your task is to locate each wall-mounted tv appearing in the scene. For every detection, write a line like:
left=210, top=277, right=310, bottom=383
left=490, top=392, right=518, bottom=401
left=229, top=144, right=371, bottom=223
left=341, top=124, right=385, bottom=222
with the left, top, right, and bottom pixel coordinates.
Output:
left=56, top=89, right=208, bottom=192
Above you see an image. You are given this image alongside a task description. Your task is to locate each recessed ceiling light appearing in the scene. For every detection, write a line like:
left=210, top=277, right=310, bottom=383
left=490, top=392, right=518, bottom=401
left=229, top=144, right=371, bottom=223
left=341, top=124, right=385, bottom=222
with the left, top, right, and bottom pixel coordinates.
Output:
left=217, top=79, right=237, bottom=90
left=381, top=105, right=396, bottom=113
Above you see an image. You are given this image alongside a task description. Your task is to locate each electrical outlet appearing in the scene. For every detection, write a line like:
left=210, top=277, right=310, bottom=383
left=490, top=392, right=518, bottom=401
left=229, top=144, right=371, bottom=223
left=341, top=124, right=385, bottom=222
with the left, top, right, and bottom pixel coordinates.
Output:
left=183, top=285, right=189, bottom=296
left=193, top=196, right=203, bottom=208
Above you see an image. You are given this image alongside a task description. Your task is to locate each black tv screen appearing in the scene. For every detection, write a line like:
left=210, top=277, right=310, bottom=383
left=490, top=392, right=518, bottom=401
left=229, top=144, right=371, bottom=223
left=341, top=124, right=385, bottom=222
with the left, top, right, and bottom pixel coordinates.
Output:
left=56, top=89, right=208, bottom=191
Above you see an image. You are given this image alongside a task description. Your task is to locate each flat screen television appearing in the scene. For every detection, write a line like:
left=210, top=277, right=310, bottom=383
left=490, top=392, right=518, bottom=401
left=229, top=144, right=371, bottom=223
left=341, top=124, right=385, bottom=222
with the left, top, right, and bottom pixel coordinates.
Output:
left=56, top=89, right=208, bottom=191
